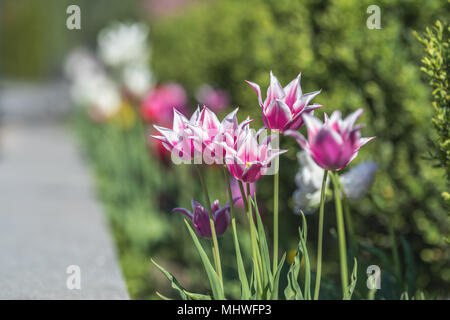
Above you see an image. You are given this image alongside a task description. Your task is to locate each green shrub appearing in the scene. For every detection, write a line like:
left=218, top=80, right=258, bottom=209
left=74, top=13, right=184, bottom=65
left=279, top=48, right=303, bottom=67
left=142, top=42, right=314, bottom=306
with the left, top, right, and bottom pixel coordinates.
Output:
left=414, top=20, right=449, bottom=188
left=150, top=0, right=449, bottom=297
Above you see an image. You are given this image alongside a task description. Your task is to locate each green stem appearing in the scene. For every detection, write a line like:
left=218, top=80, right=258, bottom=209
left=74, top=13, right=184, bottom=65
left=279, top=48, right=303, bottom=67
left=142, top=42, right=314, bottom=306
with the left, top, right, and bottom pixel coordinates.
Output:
left=238, top=179, right=249, bottom=213
left=240, top=180, right=263, bottom=295
left=313, top=170, right=328, bottom=300
left=222, top=167, right=250, bottom=297
left=334, top=175, right=357, bottom=256
left=331, top=171, right=349, bottom=300
left=273, top=155, right=279, bottom=277
left=388, top=222, right=402, bottom=284
left=196, top=165, right=223, bottom=287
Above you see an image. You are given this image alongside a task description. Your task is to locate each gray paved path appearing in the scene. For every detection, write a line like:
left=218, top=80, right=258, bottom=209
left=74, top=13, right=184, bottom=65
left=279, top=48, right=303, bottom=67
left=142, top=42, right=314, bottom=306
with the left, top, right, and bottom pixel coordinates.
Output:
left=0, top=82, right=129, bottom=299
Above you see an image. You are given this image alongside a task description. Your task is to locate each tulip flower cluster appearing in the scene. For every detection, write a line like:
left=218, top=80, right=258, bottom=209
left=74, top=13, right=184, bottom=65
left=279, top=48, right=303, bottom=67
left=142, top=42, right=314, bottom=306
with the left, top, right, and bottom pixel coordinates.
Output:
left=151, top=71, right=375, bottom=301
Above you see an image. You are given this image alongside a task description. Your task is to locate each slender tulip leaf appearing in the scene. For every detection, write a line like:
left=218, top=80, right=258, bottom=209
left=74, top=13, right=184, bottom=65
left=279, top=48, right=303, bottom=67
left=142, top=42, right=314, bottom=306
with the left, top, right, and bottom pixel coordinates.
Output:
left=184, top=220, right=225, bottom=300
left=151, top=258, right=188, bottom=300
left=231, top=224, right=251, bottom=300
left=223, top=167, right=250, bottom=300
left=284, top=231, right=304, bottom=300
left=347, top=258, right=358, bottom=299
left=183, top=290, right=212, bottom=300
left=252, top=196, right=272, bottom=291
left=270, top=253, right=286, bottom=300
left=400, top=291, right=409, bottom=300
left=299, top=212, right=312, bottom=300
left=156, top=291, right=172, bottom=300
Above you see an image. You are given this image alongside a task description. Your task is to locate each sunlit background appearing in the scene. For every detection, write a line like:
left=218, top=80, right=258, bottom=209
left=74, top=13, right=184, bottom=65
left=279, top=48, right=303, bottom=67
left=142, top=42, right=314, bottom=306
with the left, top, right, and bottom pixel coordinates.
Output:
left=0, top=0, right=448, bottom=299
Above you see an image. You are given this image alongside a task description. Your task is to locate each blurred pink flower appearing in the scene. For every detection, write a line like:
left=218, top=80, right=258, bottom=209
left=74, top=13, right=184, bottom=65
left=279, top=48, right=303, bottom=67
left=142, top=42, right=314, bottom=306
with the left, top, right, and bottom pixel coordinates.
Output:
left=286, top=109, right=375, bottom=171
left=246, top=71, right=322, bottom=132
left=141, top=83, right=187, bottom=125
left=196, top=85, right=230, bottom=112
left=173, top=199, right=238, bottom=238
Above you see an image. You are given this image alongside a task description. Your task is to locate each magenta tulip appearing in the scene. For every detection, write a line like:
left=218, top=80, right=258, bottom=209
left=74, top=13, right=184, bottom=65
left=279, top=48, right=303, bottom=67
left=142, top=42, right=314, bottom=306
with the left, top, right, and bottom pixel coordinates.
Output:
left=173, top=199, right=237, bottom=238
left=285, top=109, right=375, bottom=171
left=246, top=71, right=322, bottom=132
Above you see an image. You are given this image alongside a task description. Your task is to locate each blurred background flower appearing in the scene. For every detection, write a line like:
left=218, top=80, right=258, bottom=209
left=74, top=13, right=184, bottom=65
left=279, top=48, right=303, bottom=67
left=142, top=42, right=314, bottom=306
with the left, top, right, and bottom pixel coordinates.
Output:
left=195, top=84, right=230, bottom=113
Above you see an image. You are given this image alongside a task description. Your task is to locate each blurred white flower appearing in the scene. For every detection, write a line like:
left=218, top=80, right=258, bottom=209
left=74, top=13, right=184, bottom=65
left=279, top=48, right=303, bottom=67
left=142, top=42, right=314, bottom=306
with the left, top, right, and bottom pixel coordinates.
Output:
left=293, top=151, right=328, bottom=214
left=70, top=73, right=121, bottom=118
left=292, top=151, right=377, bottom=213
left=98, top=22, right=150, bottom=68
left=64, top=48, right=103, bottom=82
left=340, top=161, right=378, bottom=200
left=122, top=63, right=154, bottom=98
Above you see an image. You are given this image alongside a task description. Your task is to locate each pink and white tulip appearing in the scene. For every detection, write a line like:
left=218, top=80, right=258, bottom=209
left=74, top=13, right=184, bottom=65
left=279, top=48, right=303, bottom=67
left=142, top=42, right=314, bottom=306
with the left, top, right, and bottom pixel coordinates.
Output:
left=285, top=109, right=375, bottom=171
left=189, top=106, right=252, bottom=164
left=151, top=108, right=197, bottom=161
left=223, top=127, right=287, bottom=183
left=246, top=71, right=322, bottom=132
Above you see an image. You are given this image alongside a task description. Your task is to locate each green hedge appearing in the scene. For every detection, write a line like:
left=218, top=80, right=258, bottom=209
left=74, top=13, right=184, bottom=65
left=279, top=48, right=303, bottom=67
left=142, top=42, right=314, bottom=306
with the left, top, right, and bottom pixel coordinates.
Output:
left=151, top=0, right=449, bottom=297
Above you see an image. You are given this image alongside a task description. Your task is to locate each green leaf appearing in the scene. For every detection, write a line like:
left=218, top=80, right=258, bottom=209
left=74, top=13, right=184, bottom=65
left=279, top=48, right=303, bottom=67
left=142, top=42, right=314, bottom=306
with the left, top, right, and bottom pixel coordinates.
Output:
left=156, top=291, right=172, bottom=300
left=347, top=258, right=358, bottom=299
left=252, top=196, right=272, bottom=293
left=299, top=212, right=312, bottom=300
left=183, top=290, right=212, bottom=300
left=284, top=235, right=304, bottom=300
left=150, top=258, right=188, bottom=300
left=184, top=219, right=225, bottom=300
left=270, top=253, right=286, bottom=300
left=231, top=219, right=251, bottom=300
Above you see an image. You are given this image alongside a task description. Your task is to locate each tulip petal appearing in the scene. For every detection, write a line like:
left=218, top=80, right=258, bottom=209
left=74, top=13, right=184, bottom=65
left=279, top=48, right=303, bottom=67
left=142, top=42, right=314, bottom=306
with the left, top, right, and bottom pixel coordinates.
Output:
left=172, top=207, right=193, bottom=220
left=264, top=99, right=291, bottom=130
left=284, top=130, right=308, bottom=149
left=173, top=108, right=188, bottom=131
left=245, top=80, right=263, bottom=107
left=302, top=112, right=323, bottom=138
left=265, top=71, right=285, bottom=108
left=283, top=73, right=302, bottom=110
left=293, top=89, right=321, bottom=113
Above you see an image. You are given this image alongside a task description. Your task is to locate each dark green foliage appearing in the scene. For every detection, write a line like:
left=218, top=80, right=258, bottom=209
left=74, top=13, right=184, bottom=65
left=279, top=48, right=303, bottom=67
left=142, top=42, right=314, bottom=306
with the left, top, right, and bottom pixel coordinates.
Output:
left=414, top=20, right=449, bottom=189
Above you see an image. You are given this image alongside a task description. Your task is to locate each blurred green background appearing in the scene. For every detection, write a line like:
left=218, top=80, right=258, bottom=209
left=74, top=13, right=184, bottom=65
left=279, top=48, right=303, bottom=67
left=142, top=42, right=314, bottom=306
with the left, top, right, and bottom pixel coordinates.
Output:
left=1, top=0, right=448, bottom=299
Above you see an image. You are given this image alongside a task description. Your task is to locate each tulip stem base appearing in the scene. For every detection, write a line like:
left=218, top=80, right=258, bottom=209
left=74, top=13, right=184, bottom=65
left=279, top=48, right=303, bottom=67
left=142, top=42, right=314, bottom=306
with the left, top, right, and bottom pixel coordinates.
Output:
left=313, top=170, right=328, bottom=300
left=331, top=171, right=349, bottom=300
left=273, top=155, right=279, bottom=277
left=196, top=165, right=223, bottom=288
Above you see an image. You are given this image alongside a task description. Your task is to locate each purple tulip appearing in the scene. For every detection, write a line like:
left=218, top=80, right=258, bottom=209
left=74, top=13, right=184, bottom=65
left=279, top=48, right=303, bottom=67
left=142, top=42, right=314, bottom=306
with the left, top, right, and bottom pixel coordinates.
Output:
left=246, top=71, right=322, bottom=132
left=223, top=127, right=287, bottom=183
left=285, top=109, right=375, bottom=171
left=173, top=199, right=238, bottom=238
